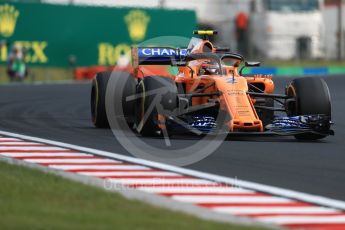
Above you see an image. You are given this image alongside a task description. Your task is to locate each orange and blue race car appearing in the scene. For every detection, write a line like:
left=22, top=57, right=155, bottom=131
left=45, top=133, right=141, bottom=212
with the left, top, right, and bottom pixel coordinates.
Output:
left=91, top=30, right=334, bottom=140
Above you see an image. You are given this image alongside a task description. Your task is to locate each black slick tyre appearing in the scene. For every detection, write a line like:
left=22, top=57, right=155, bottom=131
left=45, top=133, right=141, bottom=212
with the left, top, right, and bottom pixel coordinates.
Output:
left=91, top=71, right=136, bottom=128
left=286, top=77, right=331, bottom=140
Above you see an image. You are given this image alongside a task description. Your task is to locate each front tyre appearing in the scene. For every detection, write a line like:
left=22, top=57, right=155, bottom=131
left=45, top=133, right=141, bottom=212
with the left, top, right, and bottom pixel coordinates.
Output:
left=286, top=77, right=331, bottom=140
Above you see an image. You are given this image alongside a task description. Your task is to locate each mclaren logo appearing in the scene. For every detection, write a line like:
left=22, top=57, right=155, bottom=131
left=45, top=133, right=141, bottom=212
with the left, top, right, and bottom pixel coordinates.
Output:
left=125, top=10, right=150, bottom=42
left=0, top=4, right=19, bottom=37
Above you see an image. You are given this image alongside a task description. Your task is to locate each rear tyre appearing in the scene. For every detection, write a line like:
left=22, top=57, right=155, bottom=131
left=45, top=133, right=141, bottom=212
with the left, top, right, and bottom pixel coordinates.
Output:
left=91, top=72, right=110, bottom=128
left=135, top=76, right=178, bottom=136
left=91, top=71, right=136, bottom=128
left=286, top=77, right=331, bottom=140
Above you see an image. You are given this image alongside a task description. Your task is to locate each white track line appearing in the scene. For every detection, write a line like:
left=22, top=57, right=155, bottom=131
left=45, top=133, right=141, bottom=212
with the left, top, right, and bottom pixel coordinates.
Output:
left=172, top=195, right=292, bottom=204
left=1, top=130, right=345, bottom=210
left=213, top=207, right=339, bottom=215
left=257, top=215, right=345, bottom=224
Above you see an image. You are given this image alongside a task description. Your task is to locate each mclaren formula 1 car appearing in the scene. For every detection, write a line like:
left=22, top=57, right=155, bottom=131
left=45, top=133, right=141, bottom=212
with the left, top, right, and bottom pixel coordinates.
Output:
left=91, top=30, right=333, bottom=140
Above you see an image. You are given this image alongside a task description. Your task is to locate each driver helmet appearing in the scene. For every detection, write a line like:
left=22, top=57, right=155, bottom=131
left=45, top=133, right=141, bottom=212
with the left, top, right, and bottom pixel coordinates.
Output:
left=200, top=60, right=219, bottom=75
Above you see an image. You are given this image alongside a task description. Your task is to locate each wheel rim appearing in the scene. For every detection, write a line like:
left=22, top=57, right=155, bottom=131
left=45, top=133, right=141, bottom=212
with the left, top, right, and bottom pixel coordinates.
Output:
left=286, top=84, right=298, bottom=116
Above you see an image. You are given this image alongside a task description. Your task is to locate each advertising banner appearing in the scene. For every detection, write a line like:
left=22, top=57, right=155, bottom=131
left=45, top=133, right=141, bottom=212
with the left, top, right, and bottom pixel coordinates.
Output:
left=0, top=2, right=196, bottom=67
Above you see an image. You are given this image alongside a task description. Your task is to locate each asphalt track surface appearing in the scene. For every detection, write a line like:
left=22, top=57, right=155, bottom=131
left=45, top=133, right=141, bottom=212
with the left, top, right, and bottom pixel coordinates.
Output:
left=0, top=76, right=344, bottom=201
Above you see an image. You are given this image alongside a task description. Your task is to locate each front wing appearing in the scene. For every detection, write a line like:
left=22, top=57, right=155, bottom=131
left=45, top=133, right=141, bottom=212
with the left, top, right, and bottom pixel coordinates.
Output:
left=167, top=114, right=334, bottom=137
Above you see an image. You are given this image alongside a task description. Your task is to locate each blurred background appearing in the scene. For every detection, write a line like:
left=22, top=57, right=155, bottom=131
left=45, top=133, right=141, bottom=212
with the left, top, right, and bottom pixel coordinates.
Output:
left=0, top=0, right=344, bottom=82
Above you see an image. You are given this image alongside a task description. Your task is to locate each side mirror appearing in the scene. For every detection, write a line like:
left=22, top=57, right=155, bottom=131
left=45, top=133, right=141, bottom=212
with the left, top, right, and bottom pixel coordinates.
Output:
left=187, top=66, right=194, bottom=78
left=239, top=61, right=261, bottom=75
left=245, top=61, right=261, bottom=67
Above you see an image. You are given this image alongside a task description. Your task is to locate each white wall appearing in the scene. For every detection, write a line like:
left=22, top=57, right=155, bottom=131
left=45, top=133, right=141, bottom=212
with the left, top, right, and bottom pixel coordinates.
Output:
left=323, top=4, right=345, bottom=59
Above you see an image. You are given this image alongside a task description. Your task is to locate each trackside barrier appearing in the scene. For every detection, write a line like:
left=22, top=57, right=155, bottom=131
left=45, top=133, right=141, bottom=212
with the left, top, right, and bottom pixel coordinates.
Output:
left=243, top=66, right=345, bottom=76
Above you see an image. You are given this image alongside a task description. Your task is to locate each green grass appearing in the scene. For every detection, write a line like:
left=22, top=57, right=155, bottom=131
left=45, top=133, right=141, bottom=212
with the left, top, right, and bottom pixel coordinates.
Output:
left=0, top=161, right=268, bottom=230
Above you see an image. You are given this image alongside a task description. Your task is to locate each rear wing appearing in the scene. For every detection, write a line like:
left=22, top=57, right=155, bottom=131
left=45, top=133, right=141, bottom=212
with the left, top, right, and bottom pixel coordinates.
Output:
left=132, top=47, right=188, bottom=66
